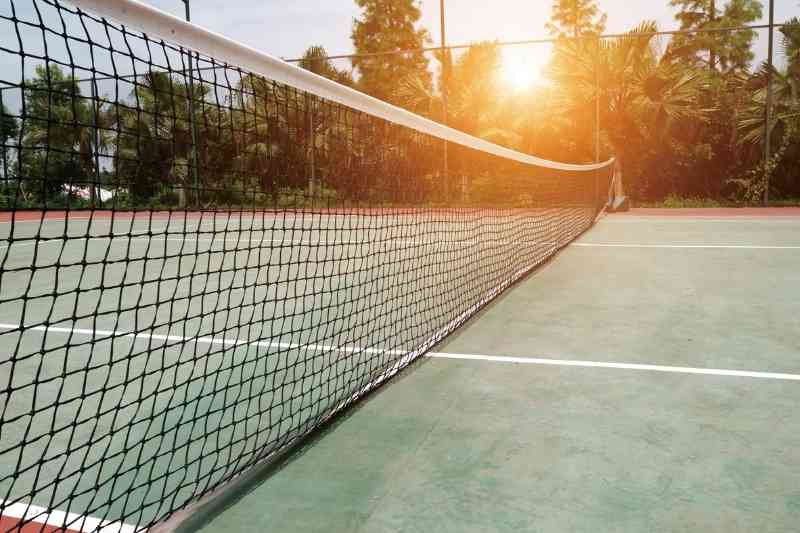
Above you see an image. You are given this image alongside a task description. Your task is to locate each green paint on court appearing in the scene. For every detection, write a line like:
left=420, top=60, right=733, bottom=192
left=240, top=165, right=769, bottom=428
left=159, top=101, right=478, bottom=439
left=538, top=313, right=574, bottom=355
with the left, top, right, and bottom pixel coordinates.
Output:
left=178, top=213, right=800, bottom=533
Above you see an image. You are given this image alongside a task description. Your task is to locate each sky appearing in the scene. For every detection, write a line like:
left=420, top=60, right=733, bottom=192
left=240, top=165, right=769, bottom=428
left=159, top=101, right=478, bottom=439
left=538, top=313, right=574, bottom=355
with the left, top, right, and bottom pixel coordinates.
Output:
left=140, top=0, right=797, bottom=79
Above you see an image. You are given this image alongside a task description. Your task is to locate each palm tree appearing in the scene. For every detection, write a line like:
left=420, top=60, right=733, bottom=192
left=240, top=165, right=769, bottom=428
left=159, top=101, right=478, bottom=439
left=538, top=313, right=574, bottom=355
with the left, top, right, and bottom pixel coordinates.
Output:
left=550, top=21, right=707, bottom=195
left=77, top=85, right=114, bottom=206
left=391, top=43, right=525, bottom=200
left=393, top=43, right=518, bottom=144
left=116, top=71, right=209, bottom=206
left=115, top=71, right=177, bottom=203
left=733, top=18, right=800, bottom=201
left=20, top=65, right=109, bottom=204
left=738, top=22, right=799, bottom=135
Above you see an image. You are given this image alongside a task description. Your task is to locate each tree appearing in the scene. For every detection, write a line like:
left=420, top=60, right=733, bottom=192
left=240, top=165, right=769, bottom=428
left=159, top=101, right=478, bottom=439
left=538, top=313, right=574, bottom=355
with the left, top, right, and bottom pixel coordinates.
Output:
left=550, top=22, right=708, bottom=197
left=732, top=18, right=800, bottom=201
left=389, top=42, right=524, bottom=201
left=506, top=86, right=573, bottom=160
left=669, top=0, right=763, bottom=73
left=783, top=15, right=800, bottom=82
left=447, top=44, right=509, bottom=140
left=227, top=73, right=332, bottom=204
left=298, top=45, right=354, bottom=87
left=545, top=0, right=607, bottom=39
left=392, top=43, right=508, bottom=138
left=21, top=64, right=92, bottom=203
left=16, top=65, right=116, bottom=206
left=661, top=1, right=763, bottom=200
left=351, top=0, right=431, bottom=105
left=116, top=71, right=194, bottom=205
left=542, top=0, right=608, bottom=164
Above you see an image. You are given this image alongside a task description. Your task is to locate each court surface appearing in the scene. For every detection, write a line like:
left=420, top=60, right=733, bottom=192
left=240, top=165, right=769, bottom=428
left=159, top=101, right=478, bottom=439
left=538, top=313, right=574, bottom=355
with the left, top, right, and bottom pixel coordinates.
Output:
left=175, top=208, right=800, bottom=533
left=2, top=208, right=799, bottom=533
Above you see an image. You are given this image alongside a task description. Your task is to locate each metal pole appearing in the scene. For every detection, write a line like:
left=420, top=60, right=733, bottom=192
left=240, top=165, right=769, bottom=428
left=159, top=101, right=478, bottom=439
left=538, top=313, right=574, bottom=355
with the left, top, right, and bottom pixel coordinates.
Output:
left=306, top=92, right=316, bottom=200
left=763, top=0, right=775, bottom=206
left=0, top=89, right=6, bottom=186
left=183, top=0, right=200, bottom=208
left=440, top=0, right=449, bottom=200
left=90, top=80, right=101, bottom=206
left=595, top=38, right=601, bottom=208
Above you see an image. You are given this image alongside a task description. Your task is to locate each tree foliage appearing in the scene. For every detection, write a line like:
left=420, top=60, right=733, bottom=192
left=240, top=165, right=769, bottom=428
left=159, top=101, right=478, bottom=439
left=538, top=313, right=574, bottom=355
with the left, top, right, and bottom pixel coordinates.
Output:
left=550, top=22, right=708, bottom=195
left=669, top=0, right=763, bottom=72
left=731, top=18, right=800, bottom=200
left=351, top=0, right=431, bottom=106
left=393, top=42, right=506, bottom=138
left=20, top=65, right=90, bottom=201
left=298, top=45, right=355, bottom=87
left=546, top=0, right=607, bottom=38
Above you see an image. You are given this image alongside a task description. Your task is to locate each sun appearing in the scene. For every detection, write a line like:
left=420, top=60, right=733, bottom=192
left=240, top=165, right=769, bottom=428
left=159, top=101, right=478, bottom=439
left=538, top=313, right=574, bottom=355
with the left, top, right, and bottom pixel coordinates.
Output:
left=502, top=64, right=537, bottom=91
left=501, top=48, right=547, bottom=92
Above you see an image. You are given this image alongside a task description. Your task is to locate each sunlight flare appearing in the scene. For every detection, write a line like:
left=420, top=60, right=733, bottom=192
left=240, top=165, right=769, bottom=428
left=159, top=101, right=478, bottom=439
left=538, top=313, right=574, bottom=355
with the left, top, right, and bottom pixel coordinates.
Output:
left=501, top=47, right=549, bottom=92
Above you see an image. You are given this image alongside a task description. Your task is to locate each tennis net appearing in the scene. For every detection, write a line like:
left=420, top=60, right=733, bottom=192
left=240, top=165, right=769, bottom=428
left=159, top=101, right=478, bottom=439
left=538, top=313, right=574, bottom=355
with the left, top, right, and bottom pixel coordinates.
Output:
left=0, top=0, right=615, bottom=531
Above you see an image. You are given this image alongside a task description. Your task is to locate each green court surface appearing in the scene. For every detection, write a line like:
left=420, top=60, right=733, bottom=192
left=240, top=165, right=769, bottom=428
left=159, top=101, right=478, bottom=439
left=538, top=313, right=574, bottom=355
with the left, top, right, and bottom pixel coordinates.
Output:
left=176, top=211, right=800, bottom=533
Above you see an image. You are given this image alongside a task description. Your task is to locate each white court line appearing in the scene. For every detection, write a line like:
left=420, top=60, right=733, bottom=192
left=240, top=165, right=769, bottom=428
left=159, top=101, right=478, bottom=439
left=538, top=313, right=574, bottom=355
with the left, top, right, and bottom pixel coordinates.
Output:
left=426, top=352, right=800, bottom=381
left=0, top=237, right=372, bottom=250
left=0, top=499, right=142, bottom=533
left=2, top=321, right=798, bottom=382
left=0, top=322, right=404, bottom=356
left=574, top=243, right=800, bottom=250
left=603, top=217, right=800, bottom=223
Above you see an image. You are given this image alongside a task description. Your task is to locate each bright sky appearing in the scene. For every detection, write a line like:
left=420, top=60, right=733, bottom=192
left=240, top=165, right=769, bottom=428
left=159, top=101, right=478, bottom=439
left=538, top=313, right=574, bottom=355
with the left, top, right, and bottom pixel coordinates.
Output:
left=139, top=0, right=795, bottom=91
left=142, top=0, right=795, bottom=57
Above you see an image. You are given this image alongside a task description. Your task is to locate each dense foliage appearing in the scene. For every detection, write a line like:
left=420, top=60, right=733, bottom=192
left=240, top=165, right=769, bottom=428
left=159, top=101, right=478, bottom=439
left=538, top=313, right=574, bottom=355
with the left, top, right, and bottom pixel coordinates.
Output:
left=380, top=0, right=799, bottom=203
left=546, top=0, right=608, bottom=38
left=351, top=0, right=432, bottom=106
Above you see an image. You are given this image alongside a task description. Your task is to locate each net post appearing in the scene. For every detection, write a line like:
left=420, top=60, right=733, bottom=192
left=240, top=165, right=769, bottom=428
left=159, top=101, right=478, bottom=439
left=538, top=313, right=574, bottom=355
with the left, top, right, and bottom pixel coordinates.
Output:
left=440, top=0, right=449, bottom=202
left=763, top=0, right=775, bottom=206
left=594, top=36, right=601, bottom=211
left=90, top=78, right=101, bottom=207
left=184, top=0, right=200, bottom=208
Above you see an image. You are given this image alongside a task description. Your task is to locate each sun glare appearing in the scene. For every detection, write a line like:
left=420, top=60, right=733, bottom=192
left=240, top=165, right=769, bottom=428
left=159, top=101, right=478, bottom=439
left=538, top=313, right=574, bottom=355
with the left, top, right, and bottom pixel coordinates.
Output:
left=501, top=49, right=548, bottom=92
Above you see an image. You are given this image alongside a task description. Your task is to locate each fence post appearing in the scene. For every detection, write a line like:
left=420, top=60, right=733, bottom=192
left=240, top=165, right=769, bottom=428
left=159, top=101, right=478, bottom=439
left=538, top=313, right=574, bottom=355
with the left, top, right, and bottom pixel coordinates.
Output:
left=595, top=36, right=601, bottom=210
left=763, top=0, right=775, bottom=206
left=440, top=0, right=450, bottom=201
left=0, top=88, right=6, bottom=187
left=306, top=93, right=316, bottom=200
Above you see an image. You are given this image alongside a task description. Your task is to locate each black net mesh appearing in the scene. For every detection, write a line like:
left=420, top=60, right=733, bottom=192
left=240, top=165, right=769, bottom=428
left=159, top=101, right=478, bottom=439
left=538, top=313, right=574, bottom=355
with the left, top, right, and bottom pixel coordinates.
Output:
left=0, top=1, right=614, bottom=531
